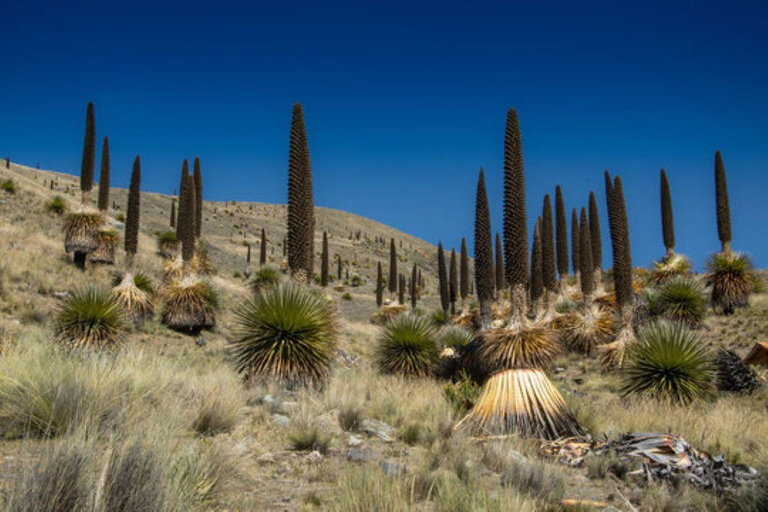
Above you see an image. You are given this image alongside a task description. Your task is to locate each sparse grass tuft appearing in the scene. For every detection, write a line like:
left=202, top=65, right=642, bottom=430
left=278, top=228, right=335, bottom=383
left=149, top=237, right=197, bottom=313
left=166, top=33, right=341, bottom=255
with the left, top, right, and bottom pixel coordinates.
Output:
left=288, top=421, right=332, bottom=453
left=250, top=266, right=281, bottom=291
left=1, top=178, right=18, bottom=194
left=46, top=195, right=68, bottom=215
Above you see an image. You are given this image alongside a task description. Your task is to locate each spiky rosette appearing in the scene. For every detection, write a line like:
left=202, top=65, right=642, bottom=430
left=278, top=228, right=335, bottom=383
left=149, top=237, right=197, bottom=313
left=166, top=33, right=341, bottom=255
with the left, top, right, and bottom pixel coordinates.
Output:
left=647, top=276, right=706, bottom=327
left=89, top=229, right=118, bottom=264
left=650, top=253, right=692, bottom=284
left=161, top=277, right=218, bottom=333
left=564, top=304, right=615, bottom=354
left=457, top=369, right=583, bottom=439
left=477, top=325, right=559, bottom=371
left=112, top=273, right=154, bottom=323
left=439, top=325, right=475, bottom=349
left=598, top=325, right=637, bottom=370
left=63, top=210, right=104, bottom=253
left=230, top=282, right=338, bottom=388
left=621, top=321, right=714, bottom=404
left=376, top=314, right=439, bottom=377
left=705, top=252, right=754, bottom=314
left=55, top=286, right=124, bottom=350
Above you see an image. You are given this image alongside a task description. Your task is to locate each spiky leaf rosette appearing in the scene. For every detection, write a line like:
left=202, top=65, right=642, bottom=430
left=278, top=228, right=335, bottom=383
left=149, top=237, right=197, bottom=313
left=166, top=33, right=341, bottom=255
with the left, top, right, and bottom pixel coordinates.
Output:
left=286, top=103, right=315, bottom=277
left=705, top=252, right=754, bottom=314
left=502, top=108, right=528, bottom=289
left=621, top=321, right=714, bottom=404
left=438, top=242, right=450, bottom=317
left=714, top=150, right=731, bottom=252
left=231, top=282, right=338, bottom=387
left=460, top=238, right=469, bottom=300
left=440, top=325, right=475, bottom=348
left=376, top=261, right=383, bottom=307
left=477, top=325, right=559, bottom=372
left=530, top=220, right=544, bottom=305
left=80, top=102, right=95, bottom=197
left=55, top=286, right=124, bottom=350
left=388, top=238, right=398, bottom=294
left=714, top=350, right=761, bottom=395
left=97, top=136, right=110, bottom=212
left=64, top=211, right=105, bottom=254
left=458, top=369, right=583, bottom=439
left=579, top=208, right=594, bottom=299
left=650, top=252, right=692, bottom=284
left=588, top=191, right=602, bottom=271
left=660, top=169, right=675, bottom=254
left=89, top=229, right=118, bottom=264
left=495, top=233, right=505, bottom=294
left=647, top=276, right=706, bottom=326
left=564, top=304, right=615, bottom=353
left=475, top=169, right=494, bottom=317
left=375, top=314, right=439, bottom=377
left=112, top=273, right=154, bottom=323
left=571, top=208, right=580, bottom=276
left=541, top=195, right=556, bottom=292
left=555, top=186, right=569, bottom=279
left=193, top=157, right=203, bottom=239
left=124, top=156, right=141, bottom=268
left=161, top=277, right=219, bottom=333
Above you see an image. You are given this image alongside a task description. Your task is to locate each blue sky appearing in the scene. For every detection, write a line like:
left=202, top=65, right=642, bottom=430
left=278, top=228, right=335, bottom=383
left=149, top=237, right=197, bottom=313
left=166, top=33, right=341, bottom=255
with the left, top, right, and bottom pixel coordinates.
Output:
left=2, top=0, right=767, bottom=268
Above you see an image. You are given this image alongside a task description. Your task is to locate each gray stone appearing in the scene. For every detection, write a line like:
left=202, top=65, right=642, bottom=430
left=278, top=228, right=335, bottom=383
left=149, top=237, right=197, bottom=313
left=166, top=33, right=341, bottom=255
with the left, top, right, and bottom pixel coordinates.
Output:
left=306, top=450, right=323, bottom=463
left=271, top=414, right=291, bottom=427
left=347, top=447, right=376, bottom=462
left=380, top=461, right=407, bottom=476
left=361, top=419, right=395, bottom=442
left=347, top=434, right=363, bottom=447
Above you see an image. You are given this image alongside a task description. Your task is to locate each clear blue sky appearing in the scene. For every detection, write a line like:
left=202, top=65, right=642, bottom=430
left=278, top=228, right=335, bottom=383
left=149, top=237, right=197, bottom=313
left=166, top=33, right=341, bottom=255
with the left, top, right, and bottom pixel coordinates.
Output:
left=2, top=0, right=767, bottom=269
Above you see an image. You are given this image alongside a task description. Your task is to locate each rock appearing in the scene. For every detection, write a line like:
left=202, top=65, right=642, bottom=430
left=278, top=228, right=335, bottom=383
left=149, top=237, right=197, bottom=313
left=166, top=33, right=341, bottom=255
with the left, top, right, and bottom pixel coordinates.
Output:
left=361, top=419, right=395, bottom=442
left=602, top=507, right=622, bottom=512
left=347, top=447, right=376, bottom=462
left=347, top=434, right=363, bottom=447
left=195, top=337, right=206, bottom=347
left=306, top=450, right=323, bottom=463
left=554, top=367, right=565, bottom=373
left=380, top=461, right=407, bottom=476
left=271, top=414, right=291, bottom=427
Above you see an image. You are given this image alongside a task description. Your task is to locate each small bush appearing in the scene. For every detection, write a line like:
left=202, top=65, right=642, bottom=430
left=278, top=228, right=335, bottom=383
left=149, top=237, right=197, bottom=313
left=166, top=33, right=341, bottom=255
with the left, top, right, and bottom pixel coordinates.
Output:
left=287, top=424, right=332, bottom=454
left=101, top=440, right=165, bottom=511
left=115, top=213, right=126, bottom=222
left=46, top=195, right=67, bottom=215
left=1, top=178, right=18, bottom=194
left=338, top=404, right=363, bottom=432
left=342, top=291, right=353, bottom=301
left=251, top=266, right=281, bottom=291
left=375, top=314, right=439, bottom=377
left=443, top=376, right=481, bottom=414
left=55, top=286, right=124, bottom=350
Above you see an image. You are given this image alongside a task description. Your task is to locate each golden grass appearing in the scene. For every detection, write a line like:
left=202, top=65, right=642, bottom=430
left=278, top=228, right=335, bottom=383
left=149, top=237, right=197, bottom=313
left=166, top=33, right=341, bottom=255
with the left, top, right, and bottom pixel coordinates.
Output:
left=88, top=229, right=118, bottom=264
left=161, top=277, right=218, bottom=332
left=563, top=304, right=615, bottom=354
left=63, top=210, right=104, bottom=254
left=112, top=273, right=155, bottom=323
left=477, top=325, right=560, bottom=371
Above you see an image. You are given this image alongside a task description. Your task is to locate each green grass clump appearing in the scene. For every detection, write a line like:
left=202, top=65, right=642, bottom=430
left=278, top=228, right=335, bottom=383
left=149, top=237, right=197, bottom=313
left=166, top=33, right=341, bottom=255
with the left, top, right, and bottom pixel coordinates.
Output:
left=375, top=314, right=439, bottom=377
left=112, top=271, right=154, bottom=296
left=287, top=423, right=332, bottom=454
left=621, top=321, right=715, bottom=405
left=1, top=178, right=18, bottom=194
left=646, top=276, right=707, bottom=326
left=705, top=252, right=754, bottom=315
left=46, top=195, right=67, bottom=215
left=55, top=286, right=124, bottom=350
left=231, top=282, right=338, bottom=388
left=250, top=266, right=281, bottom=291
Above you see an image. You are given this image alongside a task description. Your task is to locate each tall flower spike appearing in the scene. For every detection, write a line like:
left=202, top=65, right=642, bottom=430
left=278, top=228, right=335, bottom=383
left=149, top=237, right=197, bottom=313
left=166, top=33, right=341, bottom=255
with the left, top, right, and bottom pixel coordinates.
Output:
left=555, top=186, right=569, bottom=280
left=660, top=169, right=675, bottom=257
left=97, top=136, right=110, bottom=212
left=714, top=151, right=731, bottom=253
left=475, top=168, right=495, bottom=326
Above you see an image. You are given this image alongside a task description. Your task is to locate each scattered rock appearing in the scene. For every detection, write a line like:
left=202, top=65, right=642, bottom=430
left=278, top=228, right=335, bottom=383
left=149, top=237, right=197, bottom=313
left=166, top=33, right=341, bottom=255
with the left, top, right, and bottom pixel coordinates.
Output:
left=306, top=451, right=323, bottom=463
left=554, top=367, right=565, bottom=373
left=361, top=419, right=395, bottom=442
left=347, top=447, right=376, bottom=462
left=195, top=337, right=206, bottom=347
left=380, top=461, right=407, bottom=476
left=271, top=414, right=291, bottom=427
left=347, top=434, right=363, bottom=447
left=338, top=349, right=360, bottom=366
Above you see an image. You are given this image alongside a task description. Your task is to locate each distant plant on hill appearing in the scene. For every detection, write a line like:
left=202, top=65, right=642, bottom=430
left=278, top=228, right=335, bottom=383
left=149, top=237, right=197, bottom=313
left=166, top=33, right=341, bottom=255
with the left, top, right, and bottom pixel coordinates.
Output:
left=541, top=195, right=556, bottom=308
left=170, top=197, right=176, bottom=228
left=579, top=207, right=594, bottom=301
left=376, top=261, right=383, bottom=307
left=46, top=195, right=67, bottom=215
left=705, top=252, right=754, bottom=315
left=389, top=238, right=398, bottom=296
left=621, top=321, right=714, bottom=405
left=286, top=103, right=315, bottom=278
left=251, top=266, right=281, bottom=292
left=460, top=238, right=469, bottom=304
left=449, top=248, right=458, bottom=315
left=231, top=283, right=337, bottom=387
left=1, top=179, right=17, bottom=194
left=659, top=168, right=675, bottom=258
left=375, top=314, right=439, bottom=377
left=55, top=286, right=124, bottom=350
left=79, top=102, right=96, bottom=205
left=260, top=228, right=267, bottom=265
left=588, top=191, right=602, bottom=277
left=97, top=136, right=110, bottom=212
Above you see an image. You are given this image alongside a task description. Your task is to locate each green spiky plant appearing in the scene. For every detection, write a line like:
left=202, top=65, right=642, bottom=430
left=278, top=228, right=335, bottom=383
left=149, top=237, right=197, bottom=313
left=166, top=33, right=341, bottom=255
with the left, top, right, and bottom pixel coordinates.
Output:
left=97, top=136, right=110, bottom=213
left=376, top=261, right=383, bottom=307
left=286, top=103, right=315, bottom=279
left=440, top=325, right=474, bottom=348
left=621, top=321, right=714, bottom=405
left=646, top=276, right=706, bottom=327
left=320, top=231, right=329, bottom=287
left=438, top=242, right=450, bottom=321
left=449, top=248, right=458, bottom=315
left=389, top=238, right=398, bottom=297
left=529, top=219, right=544, bottom=317
left=231, top=282, right=338, bottom=388
left=495, top=233, right=504, bottom=298
left=555, top=185, right=569, bottom=285
left=113, top=156, right=154, bottom=323
left=475, top=168, right=495, bottom=328
left=55, top=286, right=124, bottom=350
left=375, top=314, right=439, bottom=377
left=64, top=102, right=104, bottom=270
left=705, top=252, right=754, bottom=315
left=600, top=173, right=636, bottom=368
